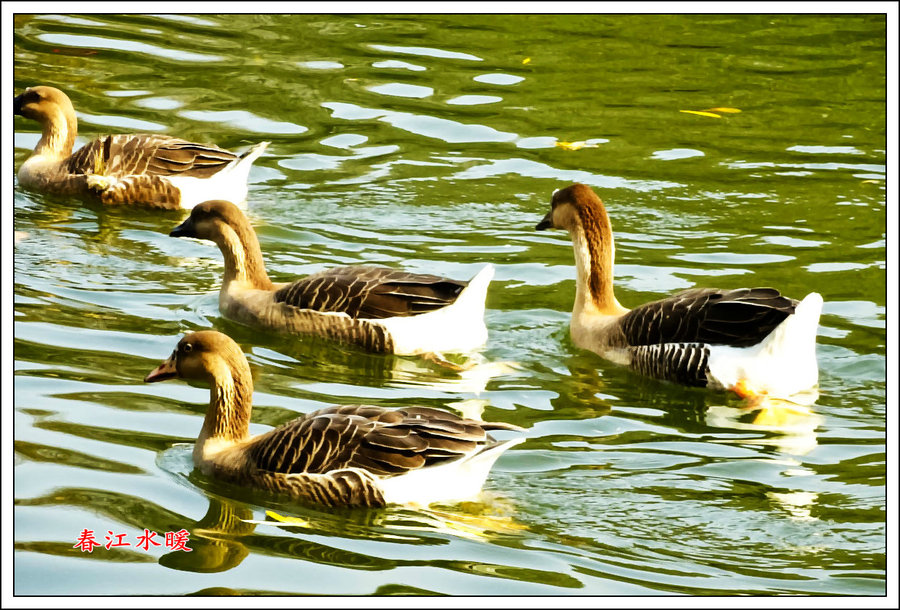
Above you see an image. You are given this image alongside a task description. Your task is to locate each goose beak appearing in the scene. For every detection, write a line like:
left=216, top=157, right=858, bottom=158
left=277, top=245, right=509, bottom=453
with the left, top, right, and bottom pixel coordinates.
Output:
left=13, top=93, right=24, bottom=116
left=144, top=352, right=178, bottom=383
left=535, top=211, right=553, bottom=231
left=169, top=217, right=195, bottom=238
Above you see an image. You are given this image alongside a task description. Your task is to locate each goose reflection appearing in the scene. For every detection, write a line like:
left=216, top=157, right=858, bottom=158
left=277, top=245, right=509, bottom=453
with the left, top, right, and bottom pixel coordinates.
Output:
left=158, top=497, right=256, bottom=573
left=706, top=393, right=823, bottom=457
left=216, top=319, right=520, bottom=396
left=158, top=488, right=527, bottom=575
left=247, top=494, right=527, bottom=545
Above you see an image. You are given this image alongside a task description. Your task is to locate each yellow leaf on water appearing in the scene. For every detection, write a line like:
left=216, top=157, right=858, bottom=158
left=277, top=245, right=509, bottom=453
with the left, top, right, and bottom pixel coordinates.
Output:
left=522, top=57, right=531, bottom=64
left=555, top=140, right=601, bottom=151
left=860, top=179, right=881, bottom=184
left=265, top=510, right=311, bottom=527
left=679, top=110, right=722, bottom=118
left=706, top=107, right=741, bottom=113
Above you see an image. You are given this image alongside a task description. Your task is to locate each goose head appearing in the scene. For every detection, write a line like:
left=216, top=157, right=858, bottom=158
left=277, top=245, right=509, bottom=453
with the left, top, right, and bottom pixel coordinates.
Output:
left=14, top=85, right=79, bottom=157
left=144, top=330, right=251, bottom=387
left=13, top=85, right=74, bottom=122
left=535, top=183, right=607, bottom=232
left=170, top=200, right=272, bottom=288
left=145, top=330, right=255, bottom=451
left=170, top=200, right=248, bottom=242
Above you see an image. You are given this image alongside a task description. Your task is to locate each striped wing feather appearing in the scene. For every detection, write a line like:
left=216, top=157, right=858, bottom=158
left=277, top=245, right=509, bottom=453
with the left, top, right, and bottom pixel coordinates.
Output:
left=273, top=266, right=467, bottom=319
left=66, top=134, right=239, bottom=179
left=246, top=405, right=520, bottom=478
left=619, top=287, right=797, bottom=348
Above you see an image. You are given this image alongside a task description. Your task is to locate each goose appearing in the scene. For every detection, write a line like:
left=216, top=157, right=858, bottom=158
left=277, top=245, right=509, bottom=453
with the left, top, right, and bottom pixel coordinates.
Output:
left=168, top=199, right=494, bottom=355
left=144, top=330, right=523, bottom=507
left=535, top=183, right=822, bottom=399
left=13, top=85, right=268, bottom=209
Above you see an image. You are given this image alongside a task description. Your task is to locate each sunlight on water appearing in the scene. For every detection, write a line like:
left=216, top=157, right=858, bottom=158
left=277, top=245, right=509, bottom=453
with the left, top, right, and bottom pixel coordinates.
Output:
left=12, top=12, right=886, bottom=597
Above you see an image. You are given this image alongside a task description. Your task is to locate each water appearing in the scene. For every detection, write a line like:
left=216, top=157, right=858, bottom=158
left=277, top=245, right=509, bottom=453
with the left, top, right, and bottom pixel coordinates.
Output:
left=11, top=13, right=887, bottom=597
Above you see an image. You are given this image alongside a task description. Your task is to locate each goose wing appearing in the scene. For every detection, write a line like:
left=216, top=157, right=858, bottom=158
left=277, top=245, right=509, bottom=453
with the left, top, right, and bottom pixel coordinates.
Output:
left=619, top=287, right=797, bottom=348
left=66, top=134, right=240, bottom=179
left=273, top=265, right=467, bottom=319
left=246, top=405, right=521, bottom=477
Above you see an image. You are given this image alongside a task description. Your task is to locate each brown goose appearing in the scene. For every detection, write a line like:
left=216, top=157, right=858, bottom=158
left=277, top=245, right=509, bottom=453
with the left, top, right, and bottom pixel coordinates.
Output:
left=144, top=330, right=523, bottom=507
left=169, top=200, right=494, bottom=355
left=536, top=183, right=822, bottom=399
left=14, top=86, right=268, bottom=209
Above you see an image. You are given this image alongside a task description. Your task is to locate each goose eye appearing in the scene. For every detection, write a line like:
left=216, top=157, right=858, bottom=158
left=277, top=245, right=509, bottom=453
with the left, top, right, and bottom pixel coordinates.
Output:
left=182, top=343, right=193, bottom=353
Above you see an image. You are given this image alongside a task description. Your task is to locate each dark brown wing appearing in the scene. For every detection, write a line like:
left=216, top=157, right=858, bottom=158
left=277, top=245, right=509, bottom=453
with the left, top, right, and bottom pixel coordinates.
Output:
left=246, top=404, right=521, bottom=477
left=619, top=287, right=797, bottom=348
left=273, top=266, right=467, bottom=319
left=66, top=134, right=239, bottom=179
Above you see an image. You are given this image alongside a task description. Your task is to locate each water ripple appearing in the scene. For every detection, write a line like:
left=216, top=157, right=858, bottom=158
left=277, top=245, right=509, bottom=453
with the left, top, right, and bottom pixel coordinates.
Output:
left=37, top=32, right=225, bottom=63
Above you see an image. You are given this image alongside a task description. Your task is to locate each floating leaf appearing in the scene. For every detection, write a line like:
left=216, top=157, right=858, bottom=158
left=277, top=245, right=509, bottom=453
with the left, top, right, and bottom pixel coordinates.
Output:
left=706, top=107, right=741, bottom=113
left=860, top=179, right=882, bottom=184
left=555, top=140, right=600, bottom=151
left=264, top=510, right=311, bottom=527
left=555, top=141, right=586, bottom=151
left=522, top=57, right=531, bottom=65
left=679, top=110, right=722, bottom=118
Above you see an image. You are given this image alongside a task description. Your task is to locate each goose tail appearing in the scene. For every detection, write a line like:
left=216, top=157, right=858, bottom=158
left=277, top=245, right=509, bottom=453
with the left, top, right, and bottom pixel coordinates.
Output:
left=760, top=292, right=823, bottom=361
left=379, top=435, right=523, bottom=506
left=224, top=141, right=269, bottom=181
left=172, top=141, right=270, bottom=209
left=237, top=141, right=270, bottom=165
left=451, top=264, right=494, bottom=324
left=709, top=292, right=823, bottom=399
left=429, top=263, right=494, bottom=350
left=376, top=264, right=493, bottom=355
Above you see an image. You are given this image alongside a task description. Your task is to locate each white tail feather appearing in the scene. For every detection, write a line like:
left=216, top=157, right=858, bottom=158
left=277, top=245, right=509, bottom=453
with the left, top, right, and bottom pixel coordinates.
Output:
left=708, top=292, right=823, bottom=398
left=170, top=141, right=270, bottom=209
left=379, top=436, right=523, bottom=506
left=377, top=264, right=494, bottom=355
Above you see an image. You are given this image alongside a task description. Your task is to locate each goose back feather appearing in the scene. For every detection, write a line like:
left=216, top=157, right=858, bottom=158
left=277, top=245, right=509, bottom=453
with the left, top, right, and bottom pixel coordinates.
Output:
left=247, top=405, right=519, bottom=477
left=618, top=287, right=797, bottom=349
left=273, top=266, right=467, bottom=319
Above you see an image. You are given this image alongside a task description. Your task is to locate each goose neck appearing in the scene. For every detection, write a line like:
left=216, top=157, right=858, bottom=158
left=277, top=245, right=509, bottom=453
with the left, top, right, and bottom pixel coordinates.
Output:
left=196, top=359, right=254, bottom=452
left=217, top=222, right=274, bottom=291
left=569, top=208, right=625, bottom=316
left=33, top=104, right=77, bottom=159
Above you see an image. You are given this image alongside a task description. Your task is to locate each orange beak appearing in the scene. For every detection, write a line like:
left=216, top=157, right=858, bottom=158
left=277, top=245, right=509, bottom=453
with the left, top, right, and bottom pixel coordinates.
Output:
left=144, top=352, right=178, bottom=383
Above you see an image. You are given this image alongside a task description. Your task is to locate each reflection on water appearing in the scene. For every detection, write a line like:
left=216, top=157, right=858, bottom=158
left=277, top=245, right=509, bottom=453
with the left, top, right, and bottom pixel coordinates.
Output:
left=707, top=397, right=824, bottom=456
left=160, top=498, right=255, bottom=573
left=13, top=12, right=886, bottom=597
